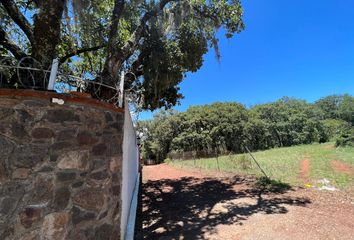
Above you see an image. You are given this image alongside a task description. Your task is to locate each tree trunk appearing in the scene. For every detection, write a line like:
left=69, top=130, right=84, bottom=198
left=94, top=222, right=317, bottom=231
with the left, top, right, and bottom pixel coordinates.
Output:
left=100, top=0, right=125, bottom=86
left=32, top=0, right=66, bottom=74
left=274, top=128, right=283, bottom=147
left=88, top=0, right=125, bottom=102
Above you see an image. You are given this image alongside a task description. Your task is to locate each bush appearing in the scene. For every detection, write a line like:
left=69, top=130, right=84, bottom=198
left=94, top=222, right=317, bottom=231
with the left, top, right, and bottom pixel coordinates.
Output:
left=322, top=119, right=351, bottom=141
left=335, top=128, right=354, bottom=147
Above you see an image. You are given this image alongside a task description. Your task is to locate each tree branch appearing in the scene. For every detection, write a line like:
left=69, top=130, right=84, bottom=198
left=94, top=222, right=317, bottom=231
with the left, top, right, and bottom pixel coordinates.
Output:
left=32, top=0, right=66, bottom=67
left=1, top=0, right=35, bottom=46
left=192, top=6, right=220, bottom=26
left=107, top=0, right=125, bottom=49
left=59, top=44, right=106, bottom=64
left=120, top=0, right=174, bottom=60
left=101, top=0, right=125, bottom=79
left=104, top=0, right=174, bottom=78
left=0, top=27, right=27, bottom=59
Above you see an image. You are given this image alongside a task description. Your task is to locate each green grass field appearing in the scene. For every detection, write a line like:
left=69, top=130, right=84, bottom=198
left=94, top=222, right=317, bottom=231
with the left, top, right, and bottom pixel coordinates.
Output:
left=169, top=142, right=354, bottom=188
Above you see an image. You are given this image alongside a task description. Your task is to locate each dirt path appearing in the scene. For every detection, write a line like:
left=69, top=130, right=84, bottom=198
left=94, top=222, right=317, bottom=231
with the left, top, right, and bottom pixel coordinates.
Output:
left=143, top=164, right=205, bottom=181
left=331, top=160, right=354, bottom=175
left=324, top=144, right=335, bottom=150
left=299, top=158, right=310, bottom=182
left=141, top=164, right=354, bottom=240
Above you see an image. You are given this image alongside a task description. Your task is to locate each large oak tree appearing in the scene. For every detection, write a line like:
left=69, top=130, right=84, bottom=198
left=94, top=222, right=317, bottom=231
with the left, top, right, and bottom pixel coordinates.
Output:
left=0, top=0, right=244, bottom=109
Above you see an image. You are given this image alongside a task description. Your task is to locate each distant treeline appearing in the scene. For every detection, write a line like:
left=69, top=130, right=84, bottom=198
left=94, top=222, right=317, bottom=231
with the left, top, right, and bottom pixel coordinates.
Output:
left=138, top=95, right=354, bottom=163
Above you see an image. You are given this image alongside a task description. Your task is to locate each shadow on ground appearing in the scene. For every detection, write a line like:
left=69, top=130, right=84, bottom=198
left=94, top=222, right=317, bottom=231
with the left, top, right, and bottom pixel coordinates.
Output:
left=140, top=176, right=311, bottom=240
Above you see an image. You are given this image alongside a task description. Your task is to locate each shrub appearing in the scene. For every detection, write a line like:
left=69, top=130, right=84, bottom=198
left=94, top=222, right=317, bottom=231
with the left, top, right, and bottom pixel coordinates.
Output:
left=335, top=128, right=354, bottom=147
left=322, top=119, right=351, bottom=141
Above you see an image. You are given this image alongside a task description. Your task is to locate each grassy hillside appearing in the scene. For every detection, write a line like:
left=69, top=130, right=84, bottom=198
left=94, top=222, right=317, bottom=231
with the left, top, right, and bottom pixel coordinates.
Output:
left=169, top=143, right=354, bottom=188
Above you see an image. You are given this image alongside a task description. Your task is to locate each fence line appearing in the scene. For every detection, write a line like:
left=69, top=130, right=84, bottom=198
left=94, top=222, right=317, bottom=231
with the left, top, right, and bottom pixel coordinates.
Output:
left=0, top=56, right=124, bottom=106
left=167, top=147, right=273, bottom=179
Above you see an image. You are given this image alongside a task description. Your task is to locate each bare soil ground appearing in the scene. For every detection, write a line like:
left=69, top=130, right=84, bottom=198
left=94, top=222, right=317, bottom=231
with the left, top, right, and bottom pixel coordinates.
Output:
left=141, top=164, right=354, bottom=240
left=331, top=160, right=354, bottom=175
left=299, top=158, right=310, bottom=182
left=324, top=145, right=336, bottom=150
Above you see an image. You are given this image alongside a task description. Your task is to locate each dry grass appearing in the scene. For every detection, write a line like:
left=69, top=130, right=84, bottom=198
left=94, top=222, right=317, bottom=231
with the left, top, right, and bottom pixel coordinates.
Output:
left=170, top=143, right=354, bottom=188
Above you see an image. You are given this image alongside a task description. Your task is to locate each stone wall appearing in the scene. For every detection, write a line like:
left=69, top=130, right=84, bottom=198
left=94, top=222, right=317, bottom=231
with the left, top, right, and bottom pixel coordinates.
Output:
left=0, top=90, right=124, bottom=240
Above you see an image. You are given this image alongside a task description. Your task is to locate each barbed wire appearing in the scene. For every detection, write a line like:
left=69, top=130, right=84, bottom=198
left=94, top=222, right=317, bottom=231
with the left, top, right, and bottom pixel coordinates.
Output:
left=0, top=56, right=122, bottom=106
left=0, top=56, right=50, bottom=90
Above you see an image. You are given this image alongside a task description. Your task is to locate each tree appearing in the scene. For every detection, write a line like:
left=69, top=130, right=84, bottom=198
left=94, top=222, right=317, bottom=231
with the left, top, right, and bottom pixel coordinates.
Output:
left=315, top=94, right=345, bottom=120
left=138, top=95, right=347, bottom=162
left=252, top=97, right=327, bottom=147
left=315, top=94, right=354, bottom=124
left=136, top=109, right=179, bottom=162
left=321, top=118, right=350, bottom=140
left=338, top=94, right=354, bottom=124
left=0, top=0, right=244, bottom=109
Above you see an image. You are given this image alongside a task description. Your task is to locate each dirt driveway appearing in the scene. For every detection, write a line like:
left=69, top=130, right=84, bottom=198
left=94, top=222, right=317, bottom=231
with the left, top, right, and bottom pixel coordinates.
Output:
left=140, top=164, right=354, bottom=240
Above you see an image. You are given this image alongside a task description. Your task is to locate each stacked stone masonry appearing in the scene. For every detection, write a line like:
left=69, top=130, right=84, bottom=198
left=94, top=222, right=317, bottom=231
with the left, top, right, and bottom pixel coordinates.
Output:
left=0, top=90, right=124, bottom=240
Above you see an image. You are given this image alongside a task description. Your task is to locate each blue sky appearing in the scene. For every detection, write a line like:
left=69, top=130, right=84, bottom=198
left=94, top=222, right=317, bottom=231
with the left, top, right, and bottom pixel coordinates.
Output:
left=139, top=0, right=354, bottom=120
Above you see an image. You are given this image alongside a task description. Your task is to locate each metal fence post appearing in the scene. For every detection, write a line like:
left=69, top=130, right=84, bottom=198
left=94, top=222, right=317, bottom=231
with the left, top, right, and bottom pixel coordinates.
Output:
left=48, top=58, right=59, bottom=90
left=245, top=146, right=269, bottom=179
left=118, top=70, right=125, bottom=108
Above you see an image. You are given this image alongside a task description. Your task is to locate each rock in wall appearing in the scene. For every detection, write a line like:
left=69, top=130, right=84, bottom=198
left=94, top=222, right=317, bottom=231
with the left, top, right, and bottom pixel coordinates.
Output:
left=0, top=90, right=124, bottom=240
